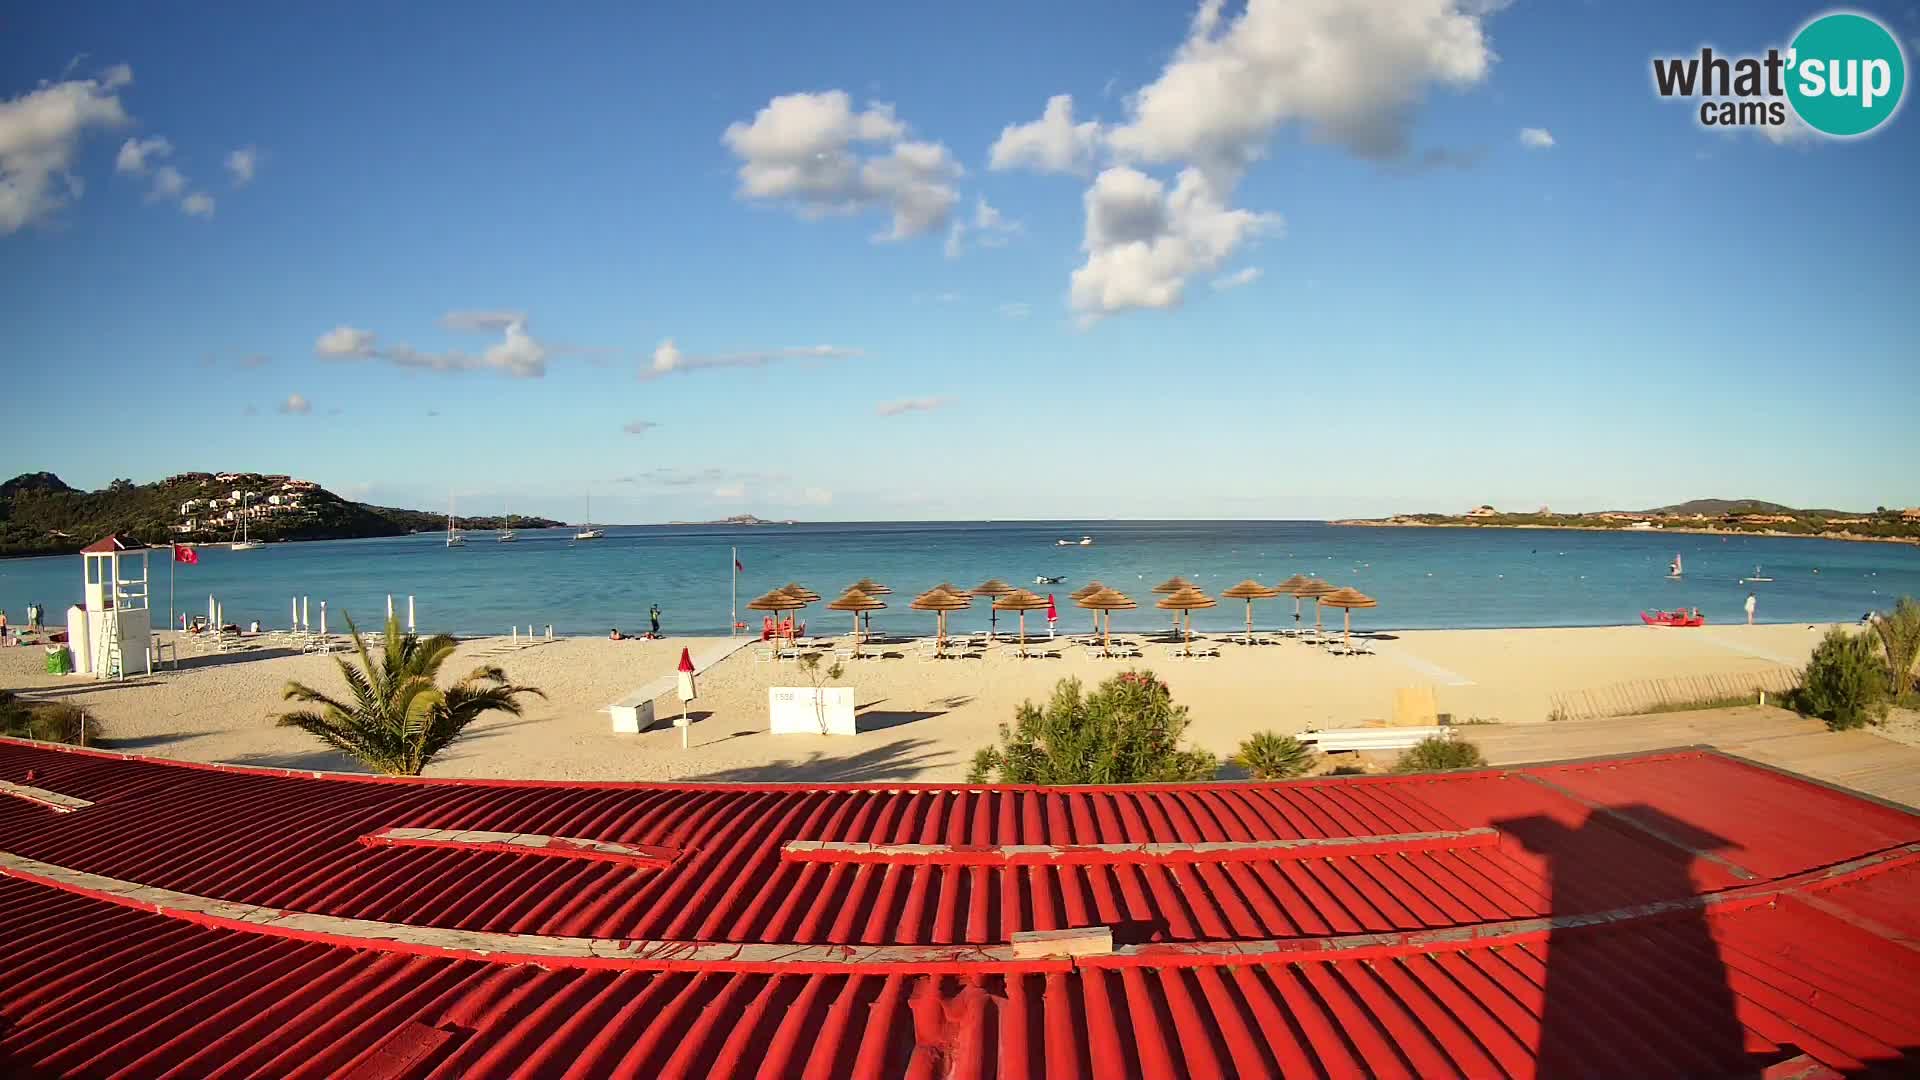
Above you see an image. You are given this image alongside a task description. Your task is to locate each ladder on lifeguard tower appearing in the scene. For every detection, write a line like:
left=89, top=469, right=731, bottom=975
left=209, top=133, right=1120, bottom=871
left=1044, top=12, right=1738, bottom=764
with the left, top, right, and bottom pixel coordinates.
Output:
left=100, top=609, right=124, bottom=679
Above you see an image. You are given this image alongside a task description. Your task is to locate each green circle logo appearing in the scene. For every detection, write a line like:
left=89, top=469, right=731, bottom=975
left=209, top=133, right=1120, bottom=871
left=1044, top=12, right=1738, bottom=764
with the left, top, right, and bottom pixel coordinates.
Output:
left=1786, top=12, right=1906, bottom=136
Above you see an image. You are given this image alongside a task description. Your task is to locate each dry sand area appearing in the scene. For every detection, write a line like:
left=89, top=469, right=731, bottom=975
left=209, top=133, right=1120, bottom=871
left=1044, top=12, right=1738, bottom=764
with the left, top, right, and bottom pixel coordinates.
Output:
left=0, top=622, right=1842, bottom=783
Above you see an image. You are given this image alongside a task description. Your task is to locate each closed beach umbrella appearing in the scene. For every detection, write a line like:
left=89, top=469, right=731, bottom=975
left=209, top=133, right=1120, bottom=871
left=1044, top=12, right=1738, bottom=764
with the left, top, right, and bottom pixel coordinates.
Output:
left=970, top=579, right=1017, bottom=639
left=992, top=588, right=1052, bottom=655
left=910, top=588, right=972, bottom=654
left=1291, top=578, right=1338, bottom=634
left=1275, top=574, right=1313, bottom=627
left=1221, top=579, right=1282, bottom=643
left=1318, top=587, right=1378, bottom=651
left=827, top=588, right=886, bottom=657
left=1075, top=587, right=1137, bottom=654
left=1070, top=581, right=1106, bottom=633
left=1155, top=586, right=1217, bottom=655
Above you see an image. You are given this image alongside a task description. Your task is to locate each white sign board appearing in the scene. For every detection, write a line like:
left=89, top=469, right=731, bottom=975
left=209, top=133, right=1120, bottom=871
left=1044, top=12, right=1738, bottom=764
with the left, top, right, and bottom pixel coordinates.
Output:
left=769, top=687, right=858, bottom=736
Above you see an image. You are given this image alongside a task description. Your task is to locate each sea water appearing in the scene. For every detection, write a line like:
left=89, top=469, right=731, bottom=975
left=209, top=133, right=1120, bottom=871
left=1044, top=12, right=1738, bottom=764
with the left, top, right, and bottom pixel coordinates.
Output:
left=3, top=522, right=1916, bottom=638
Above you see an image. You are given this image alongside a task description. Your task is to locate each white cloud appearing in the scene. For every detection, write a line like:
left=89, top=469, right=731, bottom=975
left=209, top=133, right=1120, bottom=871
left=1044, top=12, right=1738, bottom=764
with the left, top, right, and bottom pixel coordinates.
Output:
left=148, top=165, right=186, bottom=201
left=875, top=396, right=950, bottom=417
left=989, top=94, right=1103, bottom=175
left=180, top=191, right=214, bottom=217
left=1070, top=166, right=1280, bottom=320
left=723, top=90, right=960, bottom=240
left=999, top=302, right=1032, bottom=319
left=1105, top=0, right=1499, bottom=171
left=644, top=338, right=861, bottom=380
left=115, top=135, right=171, bottom=174
left=1212, top=266, right=1262, bottom=290
left=622, top=419, right=657, bottom=435
left=315, top=325, right=378, bottom=358
left=945, top=196, right=1023, bottom=257
left=315, top=314, right=550, bottom=377
left=278, top=393, right=311, bottom=415
left=1518, top=127, right=1554, bottom=149
left=224, top=145, right=258, bottom=186
left=0, top=67, right=131, bottom=233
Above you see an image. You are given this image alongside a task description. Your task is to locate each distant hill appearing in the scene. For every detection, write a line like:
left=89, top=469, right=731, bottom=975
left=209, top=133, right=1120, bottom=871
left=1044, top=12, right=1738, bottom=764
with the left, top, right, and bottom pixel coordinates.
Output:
left=1635, top=498, right=1861, bottom=517
left=0, top=471, right=558, bottom=558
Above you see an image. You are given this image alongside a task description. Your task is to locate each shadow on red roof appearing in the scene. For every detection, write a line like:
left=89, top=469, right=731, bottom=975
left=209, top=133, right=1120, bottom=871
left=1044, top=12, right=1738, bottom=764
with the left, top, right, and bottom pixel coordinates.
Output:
left=0, top=739, right=1915, bottom=1078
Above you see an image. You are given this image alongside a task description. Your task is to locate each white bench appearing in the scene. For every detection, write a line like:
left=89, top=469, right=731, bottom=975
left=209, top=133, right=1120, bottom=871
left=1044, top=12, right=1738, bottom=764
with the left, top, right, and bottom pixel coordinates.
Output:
left=1296, top=726, right=1452, bottom=753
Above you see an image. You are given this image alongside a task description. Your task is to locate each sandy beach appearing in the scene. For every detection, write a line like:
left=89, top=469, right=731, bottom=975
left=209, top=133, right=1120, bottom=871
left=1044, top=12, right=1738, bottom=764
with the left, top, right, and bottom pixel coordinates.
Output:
left=0, top=621, right=1842, bottom=782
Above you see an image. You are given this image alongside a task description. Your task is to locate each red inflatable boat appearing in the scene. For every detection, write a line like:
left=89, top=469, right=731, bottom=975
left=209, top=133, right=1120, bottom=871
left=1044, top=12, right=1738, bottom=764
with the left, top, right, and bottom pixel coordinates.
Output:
left=1641, top=609, right=1706, bottom=627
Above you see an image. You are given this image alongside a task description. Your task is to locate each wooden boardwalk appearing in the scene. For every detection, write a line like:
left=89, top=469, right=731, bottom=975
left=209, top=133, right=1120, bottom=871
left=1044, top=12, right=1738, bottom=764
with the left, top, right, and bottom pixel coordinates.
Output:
left=1471, top=706, right=1920, bottom=810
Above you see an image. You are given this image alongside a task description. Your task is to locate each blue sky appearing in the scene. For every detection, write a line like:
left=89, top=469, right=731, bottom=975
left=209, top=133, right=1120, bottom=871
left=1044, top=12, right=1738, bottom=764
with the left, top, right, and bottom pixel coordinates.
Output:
left=3, top=1, right=1916, bottom=523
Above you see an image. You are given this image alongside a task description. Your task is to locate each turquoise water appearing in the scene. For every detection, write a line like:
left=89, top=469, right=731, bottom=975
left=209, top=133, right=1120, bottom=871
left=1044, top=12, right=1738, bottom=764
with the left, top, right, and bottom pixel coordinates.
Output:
left=3, top=522, right=1916, bottom=638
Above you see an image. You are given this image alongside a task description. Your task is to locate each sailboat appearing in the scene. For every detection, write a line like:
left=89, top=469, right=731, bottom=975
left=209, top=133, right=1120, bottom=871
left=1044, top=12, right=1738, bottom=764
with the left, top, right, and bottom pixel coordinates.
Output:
left=446, top=496, right=466, bottom=547
left=1665, top=553, right=1682, bottom=579
left=498, top=501, right=518, bottom=543
left=573, top=493, right=604, bottom=541
left=229, top=491, right=261, bottom=551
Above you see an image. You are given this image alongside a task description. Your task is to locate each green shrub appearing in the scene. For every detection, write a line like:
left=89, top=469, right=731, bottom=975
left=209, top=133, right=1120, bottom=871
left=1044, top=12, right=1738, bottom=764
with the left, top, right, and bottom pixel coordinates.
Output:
left=0, top=692, right=95, bottom=744
left=1793, top=627, right=1889, bottom=730
left=968, top=671, right=1217, bottom=784
left=1866, top=596, right=1920, bottom=706
left=1233, top=731, right=1318, bottom=779
left=1392, top=736, right=1486, bottom=773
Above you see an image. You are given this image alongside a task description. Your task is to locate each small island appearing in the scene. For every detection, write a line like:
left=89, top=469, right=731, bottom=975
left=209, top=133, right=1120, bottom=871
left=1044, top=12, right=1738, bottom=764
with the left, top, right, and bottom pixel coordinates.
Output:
left=667, top=514, right=796, bottom=526
left=1334, top=498, right=1920, bottom=545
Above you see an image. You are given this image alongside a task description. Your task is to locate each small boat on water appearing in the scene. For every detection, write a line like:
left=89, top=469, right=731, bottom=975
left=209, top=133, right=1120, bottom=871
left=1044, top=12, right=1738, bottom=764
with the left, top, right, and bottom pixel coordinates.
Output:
left=498, top=502, right=517, bottom=542
left=229, top=492, right=261, bottom=550
left=1055, top=535, right=1093, bottom=546
left=1034, top=575, right=1065, bottom=585
left=445, top=496, right=465, bottom=547
left=574, top=493, right=604, bottom=541
left=1641, top=608, right=1705, bottom=627
left=1666, top=553, right=1683, bottom=579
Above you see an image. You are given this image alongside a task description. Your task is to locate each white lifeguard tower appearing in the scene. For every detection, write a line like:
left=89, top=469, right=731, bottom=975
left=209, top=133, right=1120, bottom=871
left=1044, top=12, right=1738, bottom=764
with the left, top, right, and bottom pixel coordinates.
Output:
left=66, top=535, right=153, bottom=679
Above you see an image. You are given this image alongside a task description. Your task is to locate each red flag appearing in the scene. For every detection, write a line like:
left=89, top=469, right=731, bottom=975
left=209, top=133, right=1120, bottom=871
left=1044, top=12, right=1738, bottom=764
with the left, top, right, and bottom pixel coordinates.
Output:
left=734, top=558, right=744, bottom=572
left=173, top=544, right=198, bottom=565
left=677, top=647, right=695, bottom=674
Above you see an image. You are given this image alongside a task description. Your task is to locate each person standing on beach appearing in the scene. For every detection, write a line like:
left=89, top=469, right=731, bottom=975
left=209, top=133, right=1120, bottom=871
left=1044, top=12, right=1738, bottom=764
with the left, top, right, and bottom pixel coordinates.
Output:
left=1744, top=592, right=1757, bottom=625
left=649, top=604, right=661, bottom=637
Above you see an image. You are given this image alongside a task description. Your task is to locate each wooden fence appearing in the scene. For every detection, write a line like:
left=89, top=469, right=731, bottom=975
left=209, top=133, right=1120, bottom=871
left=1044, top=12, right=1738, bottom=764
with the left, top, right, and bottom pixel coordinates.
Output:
left=1548, top=666, right=1800, bottom=722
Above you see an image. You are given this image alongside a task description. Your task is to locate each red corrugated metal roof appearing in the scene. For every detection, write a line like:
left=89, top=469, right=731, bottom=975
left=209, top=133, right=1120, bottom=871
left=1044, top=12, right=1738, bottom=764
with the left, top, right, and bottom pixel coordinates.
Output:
left=0, top=739, right=1915, bottom=1078
left=78, top=533, right=147, bottom=553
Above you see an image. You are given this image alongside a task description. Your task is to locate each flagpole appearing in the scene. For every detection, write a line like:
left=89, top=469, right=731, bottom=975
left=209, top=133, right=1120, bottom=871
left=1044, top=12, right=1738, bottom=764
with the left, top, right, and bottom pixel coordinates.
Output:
left=169, top=550, right=175, bottom=632
left=730, top=546, right=737, bottom=637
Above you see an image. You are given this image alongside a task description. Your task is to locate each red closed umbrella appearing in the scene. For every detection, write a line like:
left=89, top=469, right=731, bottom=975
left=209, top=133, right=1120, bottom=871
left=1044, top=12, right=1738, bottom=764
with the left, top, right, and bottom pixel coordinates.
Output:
left=1046, top=594, right=1058, bottom=622
left=677, top=648, right=694, bottom=674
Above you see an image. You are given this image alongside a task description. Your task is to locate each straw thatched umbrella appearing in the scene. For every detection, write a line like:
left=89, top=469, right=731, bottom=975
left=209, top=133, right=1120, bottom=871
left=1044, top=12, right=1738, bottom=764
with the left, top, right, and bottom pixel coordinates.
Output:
left=1070, top=581, right=1107, bottom=634
left=1275, top=574, right=1314, bottom=629
left=1291, top=578, right=1338, bottom=634
left=1220, top=579, right=1282, bottom=644
left=848, top=579, right=890, bottom=634
left=910, top=587, right=972, bottom=655
left=746, top=589, right=801, bottom=645
left=1152, top=577, right=1195, bottom=633
left=970, top=579, right=1017, bottom=639
left=827, top=587, right=886, bottom=656
left=1155, top=586, right=1217, bottom=655
left=1318, top=587, right=1378, bottom=651
left=992, top=588, right=1052, bottom=656
left=1075, top=587, right=1137, bottom=654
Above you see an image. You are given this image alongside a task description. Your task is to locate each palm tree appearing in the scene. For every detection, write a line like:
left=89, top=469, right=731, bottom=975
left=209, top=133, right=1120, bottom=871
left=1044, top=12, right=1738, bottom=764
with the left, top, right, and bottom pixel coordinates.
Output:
left=279, top=614, right=542, bottom=775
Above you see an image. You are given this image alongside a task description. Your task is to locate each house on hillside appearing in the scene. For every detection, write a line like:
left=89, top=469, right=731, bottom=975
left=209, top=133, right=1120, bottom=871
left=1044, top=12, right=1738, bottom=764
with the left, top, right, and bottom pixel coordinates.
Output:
left=1465, top=504, right=1499, bottom=518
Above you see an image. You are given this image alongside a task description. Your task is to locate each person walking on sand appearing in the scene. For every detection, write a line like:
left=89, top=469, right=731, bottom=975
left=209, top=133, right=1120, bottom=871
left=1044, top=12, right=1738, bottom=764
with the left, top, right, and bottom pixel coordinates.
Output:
left=1745, top=592, right=1757, bottom=625
left=649, top=604, right=661, bottom=637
